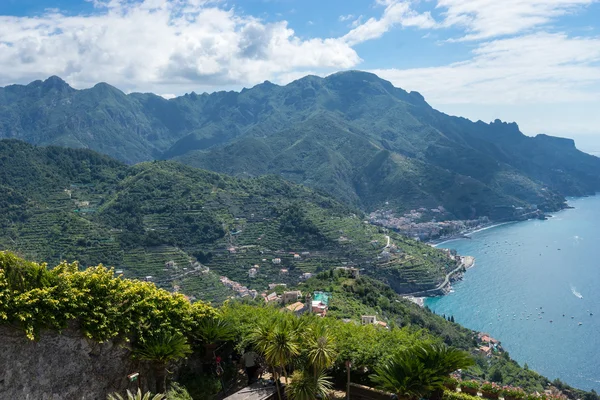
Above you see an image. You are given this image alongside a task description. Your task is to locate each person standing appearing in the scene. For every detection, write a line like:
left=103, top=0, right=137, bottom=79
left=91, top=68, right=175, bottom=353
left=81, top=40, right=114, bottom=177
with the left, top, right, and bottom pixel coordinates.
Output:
left=242, top=348, right=259, bottom=385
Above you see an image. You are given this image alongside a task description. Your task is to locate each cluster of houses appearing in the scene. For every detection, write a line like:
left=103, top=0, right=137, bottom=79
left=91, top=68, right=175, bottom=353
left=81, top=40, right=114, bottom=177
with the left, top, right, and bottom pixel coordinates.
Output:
left=369, top=208, right=490, bottom=241
left=260, top=289, right=331, bottom=317
left=477, top=332, right=501, bottom=357
left=246, top=252, right=314, bottom=279
left=219, top=276, right=258, bottom=299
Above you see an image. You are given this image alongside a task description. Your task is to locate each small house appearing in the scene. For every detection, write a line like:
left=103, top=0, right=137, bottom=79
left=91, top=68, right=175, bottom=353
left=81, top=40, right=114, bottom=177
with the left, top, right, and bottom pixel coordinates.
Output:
left=285, top=302, right=306, bottom=315
left=268, top=283, right=287, bottom=290
left=265, top=292, right=280, bottom=304
left=282, top=290, right=302, bottom=304
left=361, top=315, right=377, bottom=325
left=300, top=272, right=313, bottom=280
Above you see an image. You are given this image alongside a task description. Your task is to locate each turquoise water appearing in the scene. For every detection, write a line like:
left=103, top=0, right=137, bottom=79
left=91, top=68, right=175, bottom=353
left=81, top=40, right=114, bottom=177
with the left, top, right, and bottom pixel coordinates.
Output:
left=426, top=196, right=600, bottom=391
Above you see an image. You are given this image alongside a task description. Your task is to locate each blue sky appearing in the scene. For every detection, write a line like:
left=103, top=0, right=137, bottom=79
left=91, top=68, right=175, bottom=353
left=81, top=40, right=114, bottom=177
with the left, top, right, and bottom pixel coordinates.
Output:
left=1, top=0, right=600, bottom=152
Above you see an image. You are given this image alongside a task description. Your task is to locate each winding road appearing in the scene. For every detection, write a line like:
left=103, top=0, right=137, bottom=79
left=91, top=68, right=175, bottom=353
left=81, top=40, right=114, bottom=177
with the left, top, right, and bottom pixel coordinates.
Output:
left=402, top=256, right=475, bottom=297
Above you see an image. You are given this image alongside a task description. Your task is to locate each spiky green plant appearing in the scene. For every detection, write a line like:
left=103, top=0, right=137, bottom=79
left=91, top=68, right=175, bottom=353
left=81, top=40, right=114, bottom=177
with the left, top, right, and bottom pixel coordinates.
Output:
left=166, top=382, right=193, bottom=400
left=305, top=324, right=337, bottom=377
left=134, top=333, right=192, bottom=394
left=250, top=319, right=301, bottom=400
left=370, top=343, right=474, bottom=400
left=107, top=388, right=165, bottom=400
left=265, top=319, right=300, bottom=383
left=285, top=370, right=332, bottom=400
left=195, top=317, right=235, bottom=344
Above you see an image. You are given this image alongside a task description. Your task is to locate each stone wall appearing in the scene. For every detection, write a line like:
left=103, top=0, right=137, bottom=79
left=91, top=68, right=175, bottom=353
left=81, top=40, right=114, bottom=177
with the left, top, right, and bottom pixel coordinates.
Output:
left=0, top=325, right=156, bottom=400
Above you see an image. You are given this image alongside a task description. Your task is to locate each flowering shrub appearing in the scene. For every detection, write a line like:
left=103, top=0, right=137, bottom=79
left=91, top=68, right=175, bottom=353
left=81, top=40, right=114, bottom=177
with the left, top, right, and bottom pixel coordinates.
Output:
left=502, top=386, right=526, bottom=399
left=526, top=394, right=547, bottom=400
left=461, top=380, right=481, bottom=390
left=481, top=382, right=502, bottom=394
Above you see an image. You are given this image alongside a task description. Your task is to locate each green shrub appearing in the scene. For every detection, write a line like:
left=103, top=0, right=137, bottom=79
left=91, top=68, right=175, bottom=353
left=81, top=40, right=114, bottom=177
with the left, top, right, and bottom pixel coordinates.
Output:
left=443, top=390, right=481, bottom=400
left=460, top=380, right=481, bottom=390
left=502, top=386, right=526, bottom=399
left=0, top=251, right=217, bottom=343
left=481, top=382, right=502, bottom=394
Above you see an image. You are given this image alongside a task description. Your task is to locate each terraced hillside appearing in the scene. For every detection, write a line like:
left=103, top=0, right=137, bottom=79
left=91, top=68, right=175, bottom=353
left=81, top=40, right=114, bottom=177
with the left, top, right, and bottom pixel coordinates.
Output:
left=0, top=140, right=457, bottom=301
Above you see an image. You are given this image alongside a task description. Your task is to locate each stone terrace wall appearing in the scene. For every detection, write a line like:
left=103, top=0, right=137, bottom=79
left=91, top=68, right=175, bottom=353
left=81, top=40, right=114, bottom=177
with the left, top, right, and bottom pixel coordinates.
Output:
left=0, top=325, right=156, bottom=400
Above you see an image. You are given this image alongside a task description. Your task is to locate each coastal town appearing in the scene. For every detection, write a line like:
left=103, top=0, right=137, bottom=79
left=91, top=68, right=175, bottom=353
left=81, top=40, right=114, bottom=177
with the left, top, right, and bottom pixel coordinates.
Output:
left=368, top=207, right=490, bottom=242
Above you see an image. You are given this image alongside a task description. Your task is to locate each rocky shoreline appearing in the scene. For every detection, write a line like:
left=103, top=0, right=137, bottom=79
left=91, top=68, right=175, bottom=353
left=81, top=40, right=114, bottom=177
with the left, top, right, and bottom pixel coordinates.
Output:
left=402, top=255, right=475, bottom=302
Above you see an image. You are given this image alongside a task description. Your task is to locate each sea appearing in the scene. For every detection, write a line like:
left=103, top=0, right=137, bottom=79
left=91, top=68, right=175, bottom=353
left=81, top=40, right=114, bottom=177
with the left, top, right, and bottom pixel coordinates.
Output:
left=426, top=195, right=600, bottom=391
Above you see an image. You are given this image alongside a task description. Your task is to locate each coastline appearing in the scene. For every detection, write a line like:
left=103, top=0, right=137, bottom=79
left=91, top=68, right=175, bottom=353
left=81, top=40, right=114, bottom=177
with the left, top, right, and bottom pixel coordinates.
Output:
left=428, top=221, right=515, bottom=247
left=402, top=255, right=475, bottom=304
left=406, top=205, right=572, bottom=305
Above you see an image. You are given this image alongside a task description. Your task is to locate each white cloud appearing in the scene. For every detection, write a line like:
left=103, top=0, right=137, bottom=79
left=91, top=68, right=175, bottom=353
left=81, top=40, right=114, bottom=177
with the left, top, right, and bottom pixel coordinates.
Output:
left=342, top=1, right=435, bottom=45
left=437, top=0, right=598, bottom=40
left=0, top=0, right=360, bottom=93
left=1, top=0, right=599, bottom=138
left=371, top=32, right=600, bottom=105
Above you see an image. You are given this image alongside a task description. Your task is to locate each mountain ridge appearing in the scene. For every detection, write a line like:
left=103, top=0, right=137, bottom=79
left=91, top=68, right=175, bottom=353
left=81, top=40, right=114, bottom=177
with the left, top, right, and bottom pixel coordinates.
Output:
left=1, top=71, right=598, bottom=220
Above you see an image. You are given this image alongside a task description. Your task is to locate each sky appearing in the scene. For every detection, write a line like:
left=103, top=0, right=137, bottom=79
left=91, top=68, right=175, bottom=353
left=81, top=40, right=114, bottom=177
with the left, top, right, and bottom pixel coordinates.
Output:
left=1, top=0, right=600, bottom=152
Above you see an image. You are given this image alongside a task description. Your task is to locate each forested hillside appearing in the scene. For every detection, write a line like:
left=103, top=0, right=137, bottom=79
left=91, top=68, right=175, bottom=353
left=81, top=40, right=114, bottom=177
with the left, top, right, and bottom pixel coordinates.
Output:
left=0, top=140, right=456, bottom=300
left=1, top=72, right=598, bottom=219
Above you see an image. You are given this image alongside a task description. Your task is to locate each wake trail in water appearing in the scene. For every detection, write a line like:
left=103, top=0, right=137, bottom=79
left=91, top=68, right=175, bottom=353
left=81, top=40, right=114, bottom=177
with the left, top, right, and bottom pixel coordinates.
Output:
left=571, top=285, right=583, bottom=299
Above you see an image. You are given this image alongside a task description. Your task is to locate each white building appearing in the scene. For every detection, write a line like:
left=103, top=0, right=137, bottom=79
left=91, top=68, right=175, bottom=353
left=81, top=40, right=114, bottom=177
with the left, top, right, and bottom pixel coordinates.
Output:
left=361, top=315, right=377, bottom=325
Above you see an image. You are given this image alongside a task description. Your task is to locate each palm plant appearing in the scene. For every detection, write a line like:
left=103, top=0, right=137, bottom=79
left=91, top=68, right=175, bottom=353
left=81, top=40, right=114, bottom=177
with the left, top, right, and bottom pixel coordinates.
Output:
left=107, top=388, right=165, bottom=400
left=134, top=332, right=192, bottom=394
left=266, top=319, right=301, bottom=383
left=305, top=324, right=337, bottom=378
left=195, top=317, right=235, bottom=359
left=250, top=322, right=282, bottom=400
left=370, top=343, right=473, bottom=400
left=250, top=318, right=300, bottom=400
left=196, top=317, right=235, bottom=344
left=285, top=369, right=333, bottom=400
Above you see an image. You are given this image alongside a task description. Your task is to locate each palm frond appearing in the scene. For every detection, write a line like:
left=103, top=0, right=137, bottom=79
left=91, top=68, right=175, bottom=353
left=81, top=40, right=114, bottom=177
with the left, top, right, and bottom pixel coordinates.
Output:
left=285, top=370, right=333, bottom=400
left=134, top=332, right=192, bottom=365
left=107, top=389, right=165, bottom=400
left=370, top=343, right=473, bottom=400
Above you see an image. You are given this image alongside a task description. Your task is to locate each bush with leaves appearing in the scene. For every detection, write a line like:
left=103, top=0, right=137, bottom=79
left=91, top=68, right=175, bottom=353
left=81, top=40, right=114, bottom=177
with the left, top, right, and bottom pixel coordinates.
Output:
left=370, top=343, right=474, bottom=400
left=443, top=390, right=481, bottom=400
left=285, top=369, right=333, bottom=400
left=166, top=383, right=193, bottom=400
left=0, top=252, right=217, bottom=342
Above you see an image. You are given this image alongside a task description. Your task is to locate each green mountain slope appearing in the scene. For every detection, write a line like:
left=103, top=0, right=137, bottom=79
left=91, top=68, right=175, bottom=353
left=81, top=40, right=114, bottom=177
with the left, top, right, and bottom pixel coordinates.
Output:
left=0, top=140, right=457, bottom=300
left=1, top=72, right=598, bottom=219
